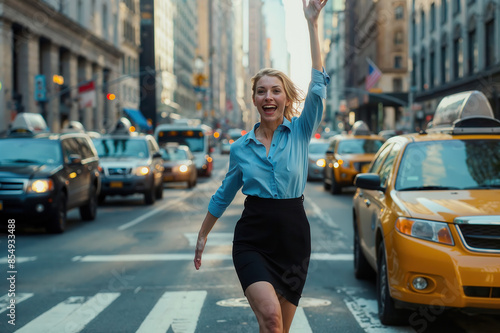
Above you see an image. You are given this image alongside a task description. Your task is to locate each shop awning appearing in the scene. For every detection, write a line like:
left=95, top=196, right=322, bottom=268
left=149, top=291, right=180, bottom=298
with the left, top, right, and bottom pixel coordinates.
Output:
left=123, top=108, right=152, bottom=130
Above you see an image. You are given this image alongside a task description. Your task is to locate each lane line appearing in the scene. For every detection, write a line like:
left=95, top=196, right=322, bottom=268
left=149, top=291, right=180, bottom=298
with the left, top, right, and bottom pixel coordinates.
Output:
left=290, top=307, right=313, bottom=333
left=0, top=256, right=37, bottom=264
left=0, top=293, right=34, bottom=314
left=136, top=290, right=207, bottom=333
left=15, top=292, right=120, bottom=333
left=72, top=253, right=353, bottom=262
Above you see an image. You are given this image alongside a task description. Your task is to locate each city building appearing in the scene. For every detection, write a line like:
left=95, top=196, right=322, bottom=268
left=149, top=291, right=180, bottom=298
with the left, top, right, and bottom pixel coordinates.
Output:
left=410, top=0, right=500, bottom=129
left=0, top=0, right=122, bottom=134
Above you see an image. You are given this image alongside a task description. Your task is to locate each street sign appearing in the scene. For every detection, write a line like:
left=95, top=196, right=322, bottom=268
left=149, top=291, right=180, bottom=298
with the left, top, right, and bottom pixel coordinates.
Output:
left=34, top=75, right=47, bottom=102
left=78, top=81, right=96, bottom=109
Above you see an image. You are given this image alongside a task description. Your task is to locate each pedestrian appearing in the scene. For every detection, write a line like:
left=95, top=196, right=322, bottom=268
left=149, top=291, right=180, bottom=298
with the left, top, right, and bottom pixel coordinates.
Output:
left=194, top=0, right=329, bottom=332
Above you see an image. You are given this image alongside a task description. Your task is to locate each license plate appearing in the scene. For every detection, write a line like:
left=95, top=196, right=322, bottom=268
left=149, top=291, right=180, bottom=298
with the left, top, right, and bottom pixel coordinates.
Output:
left=0, top=200, right=3, bottom=211
left=361, top=164, right=370, bottom=173
left=110, top=181, right=123, bottom=188
left=163, top=176, right=174, bottom=181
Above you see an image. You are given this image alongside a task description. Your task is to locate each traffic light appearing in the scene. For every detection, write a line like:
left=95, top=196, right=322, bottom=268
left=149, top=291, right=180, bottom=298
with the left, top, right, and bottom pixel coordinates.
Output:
left=106, top=93, right=116, bottom=101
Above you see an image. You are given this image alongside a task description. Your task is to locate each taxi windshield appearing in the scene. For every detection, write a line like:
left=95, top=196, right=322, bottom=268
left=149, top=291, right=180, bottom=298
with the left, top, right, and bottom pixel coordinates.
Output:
left=93, top=138, right=148, bottom=158
left=0, top=139, right=62, bottom=165
left=161, top=148, right=188, bottom=161
left=338, top=139, right=384, bottom=154
left=396, top=140, right=500, bottom=190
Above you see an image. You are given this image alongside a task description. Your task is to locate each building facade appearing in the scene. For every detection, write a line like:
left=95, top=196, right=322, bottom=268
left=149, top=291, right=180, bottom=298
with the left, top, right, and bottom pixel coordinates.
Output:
left=0, top=0, right=122, bottom=134
left=411, top=0, right=500, bottom=129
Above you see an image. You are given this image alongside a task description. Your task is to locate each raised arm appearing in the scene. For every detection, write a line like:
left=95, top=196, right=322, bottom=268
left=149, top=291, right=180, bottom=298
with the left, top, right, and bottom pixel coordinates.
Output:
left=302, top=0, right=328, bottom=71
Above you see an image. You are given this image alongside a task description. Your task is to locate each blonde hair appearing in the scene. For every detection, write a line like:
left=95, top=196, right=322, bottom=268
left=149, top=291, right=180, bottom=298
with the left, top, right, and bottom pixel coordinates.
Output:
left=251, top=68, right=305, bottom=121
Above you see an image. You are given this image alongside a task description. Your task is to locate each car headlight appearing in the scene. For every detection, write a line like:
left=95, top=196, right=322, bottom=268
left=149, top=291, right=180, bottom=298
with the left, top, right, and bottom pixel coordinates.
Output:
left=395, top=217, right=454, bottom=245
left=316, top=159, right=326, bottom=167
left=27, top=179, right=54, bottom=193
left=179, top=165, right=188, bottom=173
left=135, top=166, right=150, bottom=176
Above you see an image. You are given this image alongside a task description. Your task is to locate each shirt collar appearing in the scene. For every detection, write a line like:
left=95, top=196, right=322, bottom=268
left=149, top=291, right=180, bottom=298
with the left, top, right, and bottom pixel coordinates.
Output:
left=245, top=118, right=292, bottom=143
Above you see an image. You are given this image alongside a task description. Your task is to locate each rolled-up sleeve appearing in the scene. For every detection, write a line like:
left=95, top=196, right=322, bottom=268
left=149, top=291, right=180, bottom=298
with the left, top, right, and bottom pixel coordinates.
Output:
left=208, top=150, right=243, bottom=218
left=298, top=68, right=330, bottom=138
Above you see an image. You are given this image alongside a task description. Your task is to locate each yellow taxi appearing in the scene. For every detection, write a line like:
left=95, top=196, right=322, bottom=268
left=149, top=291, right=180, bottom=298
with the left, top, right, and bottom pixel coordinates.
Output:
left=323, top=121, right=385, bottom=194
left=352, top=91, right=500, bottom=325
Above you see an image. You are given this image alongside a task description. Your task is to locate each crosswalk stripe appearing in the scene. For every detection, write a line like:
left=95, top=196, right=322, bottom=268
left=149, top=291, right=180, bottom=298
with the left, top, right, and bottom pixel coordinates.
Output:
left=15, top=292, right=120, bottom=333
left=0, top=293, right=34, bottom=314
left=136, top=290, right=207, bottom=333
left=290, top=307, right=313, bottom=333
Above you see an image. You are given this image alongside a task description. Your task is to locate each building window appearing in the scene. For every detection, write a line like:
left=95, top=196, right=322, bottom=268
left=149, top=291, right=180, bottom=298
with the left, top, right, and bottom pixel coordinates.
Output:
left=77, top=0, right=83, bottom=25
left=393, top=78, right=403, bottom=92
left=395, top=56, right=403, bottom=68
left=412, top=55, right=417, bottom=88
left=441, top=44, right=449, bottom=83
left=485, top=19, right=495, bottom=68
left=468, top=29, right=478, bottom=74
left=420, top=54, right=426, bottom=90
left=453, top=37, right=463, bottom=79
left=453, top=0, right=461, bottom=15
left=430, top=3, right=436, bottom=32
left=395, top=5, right=404, bottom=20
left=412, top=17, right=417, bottom=46
left=394, top=31, right=404, bottom=45
left=102, top=4, right=108, bottom=39
left=441, top=0, right=448, bottom=24
left=430, top=50, right=435, bottom=88
left=421, top=10, right=426, bottom=38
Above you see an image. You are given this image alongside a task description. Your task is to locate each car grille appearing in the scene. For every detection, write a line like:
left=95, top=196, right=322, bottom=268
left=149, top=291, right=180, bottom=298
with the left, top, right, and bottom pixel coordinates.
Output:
left=107, top=167, right=132, bottom=176
left=456, top=224, right=500, bottom=252
left=0, top=179, right=26, bottom=194
left=164, top=167, right=173, bottom=173
left=463, top=286, right=500, bottom=298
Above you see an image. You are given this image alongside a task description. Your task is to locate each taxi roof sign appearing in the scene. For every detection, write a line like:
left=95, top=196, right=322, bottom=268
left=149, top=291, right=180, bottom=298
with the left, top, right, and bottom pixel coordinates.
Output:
left=433, top=90, right=494, bottom=127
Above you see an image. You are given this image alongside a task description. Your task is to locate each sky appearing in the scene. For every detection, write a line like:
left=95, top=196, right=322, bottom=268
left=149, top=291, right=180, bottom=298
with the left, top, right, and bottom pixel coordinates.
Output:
left=283, top=1, right=311, bottom=93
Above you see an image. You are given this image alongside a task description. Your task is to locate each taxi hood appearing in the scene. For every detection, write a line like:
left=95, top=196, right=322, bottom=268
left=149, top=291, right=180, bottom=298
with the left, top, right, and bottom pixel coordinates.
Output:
left=395, top=190, right=500, bottom=222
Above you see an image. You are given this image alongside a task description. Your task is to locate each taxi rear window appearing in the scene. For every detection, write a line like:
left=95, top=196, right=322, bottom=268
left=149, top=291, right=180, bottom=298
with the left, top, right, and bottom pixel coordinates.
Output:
left=337, top=139, right=384, bottom=154
left=396, top=140, right=500, bottom=190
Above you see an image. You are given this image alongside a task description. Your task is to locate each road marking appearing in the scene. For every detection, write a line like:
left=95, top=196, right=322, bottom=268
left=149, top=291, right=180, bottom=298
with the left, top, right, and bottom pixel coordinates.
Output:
left=15, top=292, right=120, bottom=333
left=136, top=290, right=207, bottom=333
left=217, top=297, right=331, bottom=308
left=344, top=297, right=414, bottom=333
left=0, top=293, right=34, bottom=314
left=290, top=307, right=313, bottom=333
left=71, top=253, right=353, bottom=262
left=0, top=256, right=37, bottom=264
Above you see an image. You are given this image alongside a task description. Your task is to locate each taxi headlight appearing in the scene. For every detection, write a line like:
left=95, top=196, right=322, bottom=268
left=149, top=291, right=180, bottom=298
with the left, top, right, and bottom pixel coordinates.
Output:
left=316, top=159, right=326, bottom=168
left=395, top=217, right=454, bottom=245
left=179, top=165, right=188, bottom=173
left=27, top=179, right=54, bottom=193
left=135, top=166, right=150, bottom=176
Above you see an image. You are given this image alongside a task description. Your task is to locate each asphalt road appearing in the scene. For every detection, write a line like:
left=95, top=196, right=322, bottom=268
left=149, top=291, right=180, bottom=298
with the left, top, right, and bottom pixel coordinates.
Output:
left=0, top=153, right=498, bottom=332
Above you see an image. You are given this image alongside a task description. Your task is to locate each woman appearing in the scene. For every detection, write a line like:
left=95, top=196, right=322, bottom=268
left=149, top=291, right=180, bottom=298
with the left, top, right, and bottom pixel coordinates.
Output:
left=194, top=0, right=329, bottom=331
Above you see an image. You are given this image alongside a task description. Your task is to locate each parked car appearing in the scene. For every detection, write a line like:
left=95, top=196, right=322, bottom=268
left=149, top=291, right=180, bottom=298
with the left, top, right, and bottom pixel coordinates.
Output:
left=323, top=121, right=384, bottom=194
left=307, top=139, right=329, bottom=181
left=92, top=133, right=164, bottom=205
left=352, top=91, right=500, bottom=325
left=160, top=144, right=197, bottom=188
left=0, top=129, right=100, bottom=233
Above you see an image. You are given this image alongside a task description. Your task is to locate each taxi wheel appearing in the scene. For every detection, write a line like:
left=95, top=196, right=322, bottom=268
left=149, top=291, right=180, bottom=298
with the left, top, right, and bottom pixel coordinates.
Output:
left=144, top=185, right=156, bottom=205
left=330, top=176, right=341, bottom=195
left=155, top=182, right=164, bottom=199
left=98, top=194, right=106, bottom=205
left=80, top=185, right=97, bottom=221
left=377, top=242, right=410, bottom=325
left=46, top=192, right=67, bottom=234
left=354, top=224, right=374, bottom=280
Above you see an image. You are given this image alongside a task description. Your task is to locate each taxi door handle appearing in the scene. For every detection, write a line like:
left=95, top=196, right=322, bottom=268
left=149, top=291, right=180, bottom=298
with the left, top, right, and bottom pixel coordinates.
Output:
left=364, top=199, right=371, bottom=207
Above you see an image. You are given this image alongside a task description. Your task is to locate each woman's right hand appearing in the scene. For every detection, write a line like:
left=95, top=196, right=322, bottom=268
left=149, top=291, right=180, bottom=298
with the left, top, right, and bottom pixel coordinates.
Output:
left=194, top=235, right=207, bottom=270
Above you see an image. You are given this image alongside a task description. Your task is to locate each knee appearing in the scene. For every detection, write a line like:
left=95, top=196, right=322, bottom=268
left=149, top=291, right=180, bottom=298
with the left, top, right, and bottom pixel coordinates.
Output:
left=260, top=310, right=282, bottom=332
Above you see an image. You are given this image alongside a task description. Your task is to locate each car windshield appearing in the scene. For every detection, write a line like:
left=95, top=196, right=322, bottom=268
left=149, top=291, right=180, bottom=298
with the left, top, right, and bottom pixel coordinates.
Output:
left=0, top=139, right=61, bottom=165
left=161, top=148, right=188, bottom=161
left=337, top=139, right=384, bottom=154
left=309, top=142, right=329, bottom=154
left=93, top=138, right=148, bottom=158
left=396, top=140, right=500, bottom=190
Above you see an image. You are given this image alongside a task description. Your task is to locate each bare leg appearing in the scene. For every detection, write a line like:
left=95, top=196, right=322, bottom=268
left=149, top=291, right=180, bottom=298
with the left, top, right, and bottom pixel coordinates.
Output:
left=245, top=281, right=283, bottom=333
left=278, top=294, right=297, bottom=333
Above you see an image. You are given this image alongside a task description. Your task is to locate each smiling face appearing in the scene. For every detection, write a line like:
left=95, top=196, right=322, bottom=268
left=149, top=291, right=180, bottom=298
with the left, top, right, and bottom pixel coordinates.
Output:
left=252, top=75, right=290, bottom=127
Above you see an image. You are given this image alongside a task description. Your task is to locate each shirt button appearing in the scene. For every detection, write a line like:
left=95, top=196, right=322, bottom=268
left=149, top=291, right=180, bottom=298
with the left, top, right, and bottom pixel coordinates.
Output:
left=268, top=156, right=271, bottom=159
left=272, top=144, right=275, bottom=147
left=274, top=194, right=278, bottom=197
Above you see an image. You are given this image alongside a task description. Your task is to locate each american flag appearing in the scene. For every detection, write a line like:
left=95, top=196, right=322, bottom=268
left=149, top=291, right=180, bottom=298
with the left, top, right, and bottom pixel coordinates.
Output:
left=365, top=58, right=382, bottom=91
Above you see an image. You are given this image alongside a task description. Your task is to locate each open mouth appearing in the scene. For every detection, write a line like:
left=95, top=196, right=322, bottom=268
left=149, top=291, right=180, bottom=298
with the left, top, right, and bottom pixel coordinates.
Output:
left=262, top=105, right=277, bottom=115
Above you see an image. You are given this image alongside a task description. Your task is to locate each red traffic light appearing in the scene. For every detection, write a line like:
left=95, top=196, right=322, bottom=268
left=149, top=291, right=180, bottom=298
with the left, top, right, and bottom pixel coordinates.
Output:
left=106, top=93, right=116, bottom=101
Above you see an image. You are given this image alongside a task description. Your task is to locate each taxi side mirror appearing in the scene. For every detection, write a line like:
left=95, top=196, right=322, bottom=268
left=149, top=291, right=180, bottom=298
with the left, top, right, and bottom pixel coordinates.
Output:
left=354, top=173, right=385, bottom=192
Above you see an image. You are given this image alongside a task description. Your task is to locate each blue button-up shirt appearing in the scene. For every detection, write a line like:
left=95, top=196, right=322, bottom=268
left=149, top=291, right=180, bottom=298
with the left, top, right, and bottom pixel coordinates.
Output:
left=208, top=68, right=330, bottom=218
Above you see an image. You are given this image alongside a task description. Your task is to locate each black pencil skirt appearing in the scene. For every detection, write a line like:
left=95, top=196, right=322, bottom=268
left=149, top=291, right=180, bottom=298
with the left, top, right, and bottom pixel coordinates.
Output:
left=232, top=195, right=311, bottom=306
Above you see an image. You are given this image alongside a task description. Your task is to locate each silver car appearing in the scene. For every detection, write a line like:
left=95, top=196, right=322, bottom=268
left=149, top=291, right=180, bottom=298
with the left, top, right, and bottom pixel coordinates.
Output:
left=307, top=139, right=329, bottom=181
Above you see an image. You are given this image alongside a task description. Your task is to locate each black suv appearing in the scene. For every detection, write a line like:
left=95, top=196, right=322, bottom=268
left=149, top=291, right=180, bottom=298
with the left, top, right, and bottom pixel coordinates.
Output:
left=0, top=131, right=101, bottom=233
left=92, top=134, right=164, bottom=205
